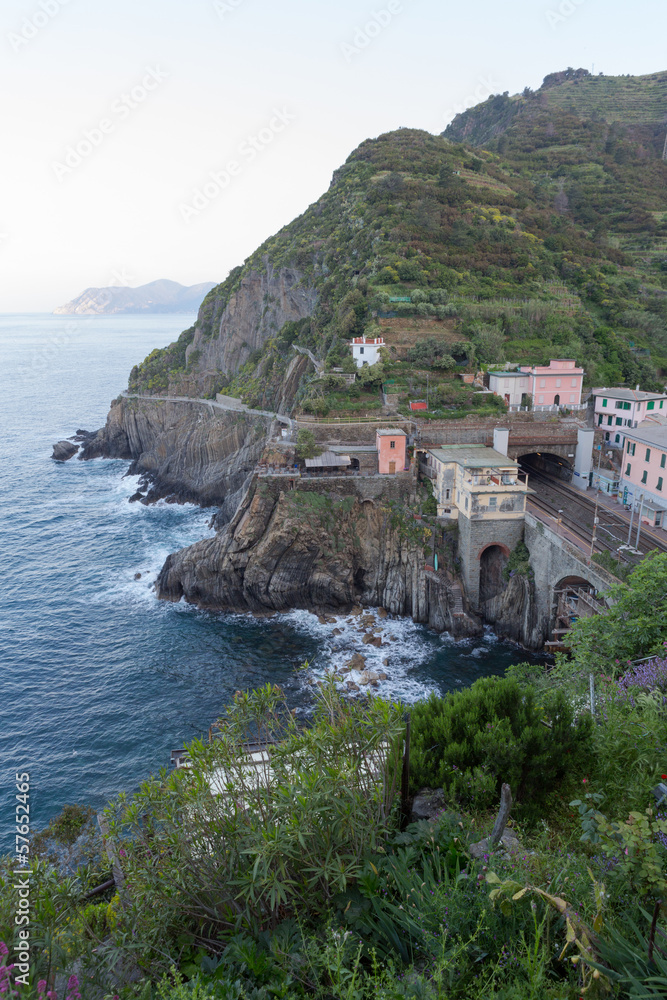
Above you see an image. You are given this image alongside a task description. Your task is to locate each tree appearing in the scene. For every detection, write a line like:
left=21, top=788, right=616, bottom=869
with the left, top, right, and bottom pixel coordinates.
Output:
left=356, top=361, right=385, bottom=388
left=295, top=429, right=322, bottom=460
left=565, top=552, right=667, bottom=671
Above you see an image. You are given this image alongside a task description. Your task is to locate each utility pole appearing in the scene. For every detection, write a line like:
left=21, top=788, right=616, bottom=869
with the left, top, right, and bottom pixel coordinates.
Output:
left=589, top=492, right=600, bottom=560
left=426, top=372, right=430, bottom=411
left=627, top=495, right=636, bottom=546
left=635, top=492, right=645, bottom=551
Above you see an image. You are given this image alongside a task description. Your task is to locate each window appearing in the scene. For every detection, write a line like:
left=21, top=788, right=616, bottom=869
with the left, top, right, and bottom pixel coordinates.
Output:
left=569, top=394, right=576, bottom=403
left=658, top=477, right=664, bottom=492
left=641, top=470, right=648, bottom=484
left=464, top=496, right=468, bottom=510
left=605, top=432, right=610, bottom=440
left=598, top=415, right=603, bottom=426
left=662, top=454, right=666, bottom=469
left=615, top=401, right=624, bottom=410
left=615, top=434, right=620, bottom=443
left=627, top=441, right=632, bottom=453
left=489, top=497, right=497, bottom=509
left=661, top=400, right=664, bottom=409
left=539, top=379, right=545, bottom=388
left=571, top=378, right=577, bottom=387
left=359, top=346, right=364, bottom=354
left=608, top=416, right=613, bottom=426
left=538, top=395, right=544, bottom=404
left=646, top=448, right=651, bottom=462
left=632, top=443, right=636, bottom=456
left=615, top=417, right=622, bottom=426
left=648, top=401, right=655, bottom=411
left=624, top=402, right=631, bottom=410
left=626, top=463, right=631, bottom=476
left=602, top=398, right=608, bottom=407
left=445, top=488, right=450, bottom=500
left=555, top=378, right=561, bottom=388
left=390, top=440, right=395, bottom=449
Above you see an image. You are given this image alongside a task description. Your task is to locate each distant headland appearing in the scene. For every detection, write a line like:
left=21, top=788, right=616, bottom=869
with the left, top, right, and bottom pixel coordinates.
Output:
left=53, top=278, right=215, bottom=316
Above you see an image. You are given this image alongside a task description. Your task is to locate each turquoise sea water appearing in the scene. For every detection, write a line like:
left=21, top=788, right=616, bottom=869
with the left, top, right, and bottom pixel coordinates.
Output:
left=1, top=314, right=536, bottom=849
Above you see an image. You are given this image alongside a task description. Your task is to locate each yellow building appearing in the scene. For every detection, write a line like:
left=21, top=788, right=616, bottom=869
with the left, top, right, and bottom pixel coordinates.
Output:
left=423, top=445, right=529, bottom=520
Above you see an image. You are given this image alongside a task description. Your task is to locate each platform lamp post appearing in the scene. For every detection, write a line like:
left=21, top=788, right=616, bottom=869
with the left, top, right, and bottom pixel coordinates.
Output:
left=635, top=492, right=645, bottom=552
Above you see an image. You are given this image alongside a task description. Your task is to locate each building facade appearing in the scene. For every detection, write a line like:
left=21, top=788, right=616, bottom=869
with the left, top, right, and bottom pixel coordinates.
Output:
left=423, top=445, right=529, bottom=520
left=488, top=370, right=531, bottom=406
left=350, top=336, right=384, bottom=368
left=591, top=387, right=667, bottom=448
left=376, top=429, right=407, bottom=474
left=488, top=359, right=585, bottom=410
left=618, top=424, right=667, bottom=527
left=519, top=359, right=585, bottom=408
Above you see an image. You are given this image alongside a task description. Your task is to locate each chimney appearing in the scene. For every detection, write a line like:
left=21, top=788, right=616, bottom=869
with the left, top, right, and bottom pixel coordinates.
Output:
left=493, top=428, right=509, bottom=457
left=636, top=385, right=640, bottom=391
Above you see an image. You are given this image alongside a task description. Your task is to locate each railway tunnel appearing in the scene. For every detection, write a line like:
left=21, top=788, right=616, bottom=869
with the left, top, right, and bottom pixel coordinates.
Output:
left=519, top=452, right=573, bottom=482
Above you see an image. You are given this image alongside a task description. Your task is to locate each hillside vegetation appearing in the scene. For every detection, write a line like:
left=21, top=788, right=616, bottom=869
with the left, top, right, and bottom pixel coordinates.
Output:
left=130, top=69, right=667, bottom=413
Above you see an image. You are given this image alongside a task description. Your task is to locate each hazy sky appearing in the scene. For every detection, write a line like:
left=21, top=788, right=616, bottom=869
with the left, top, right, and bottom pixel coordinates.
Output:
left=1, top=0, right=664, bottom=312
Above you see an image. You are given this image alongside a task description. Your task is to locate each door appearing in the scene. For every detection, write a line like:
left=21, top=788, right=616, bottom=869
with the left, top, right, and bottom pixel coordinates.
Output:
left=554, top=394, right=560, bottom=405
left=389, top=461, right=396, bottom=474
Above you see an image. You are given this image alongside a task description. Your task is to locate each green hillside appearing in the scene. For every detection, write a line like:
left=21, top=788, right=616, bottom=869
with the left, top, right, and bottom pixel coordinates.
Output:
left=131, top=70, right=667, bottom=412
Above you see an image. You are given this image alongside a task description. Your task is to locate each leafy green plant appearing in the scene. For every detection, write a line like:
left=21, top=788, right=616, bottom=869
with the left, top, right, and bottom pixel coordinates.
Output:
left=569, top=789, right=606, bottom=844
left=409, top=676, right=592, bottom=818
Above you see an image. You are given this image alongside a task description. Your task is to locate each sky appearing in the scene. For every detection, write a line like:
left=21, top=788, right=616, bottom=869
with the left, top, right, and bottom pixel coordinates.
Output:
left=1, top=0, right=665, bottom=312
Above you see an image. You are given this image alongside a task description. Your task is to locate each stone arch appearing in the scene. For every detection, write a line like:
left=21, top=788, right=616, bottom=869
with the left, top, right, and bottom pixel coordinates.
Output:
left=479, top=543, right=511, bottom=604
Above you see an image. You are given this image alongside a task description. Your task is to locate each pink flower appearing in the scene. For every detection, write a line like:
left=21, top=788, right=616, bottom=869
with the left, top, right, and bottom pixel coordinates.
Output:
left=0, top=944, right=7, bottom=959
left=582, top=778, right=588, bottom=784
left=118, top=849, right=127, bottom=858
left=38, top=982, right=47, bottom=996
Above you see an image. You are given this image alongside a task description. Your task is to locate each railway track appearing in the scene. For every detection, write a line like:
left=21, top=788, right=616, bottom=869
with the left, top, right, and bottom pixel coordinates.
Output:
left=522, top=465, right=667, bottom=560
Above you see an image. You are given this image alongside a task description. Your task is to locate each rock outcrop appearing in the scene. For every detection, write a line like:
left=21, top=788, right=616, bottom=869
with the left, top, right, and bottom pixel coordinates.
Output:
left=187, top=261, right=318, bottom=376
left=481, top=573, right=543, bottom=649
left=79, top=396, right=271, bottom=507
left=51, top=440, right=79, bottom=461
left=156, top=479, right=481, bottom=637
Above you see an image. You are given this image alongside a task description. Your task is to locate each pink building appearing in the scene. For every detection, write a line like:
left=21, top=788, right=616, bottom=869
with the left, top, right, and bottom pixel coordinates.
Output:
left=519, top=359, right=585, bottom=408
left=376, top=429, right=407, bottom=475
left=619, top=424, right=667, bottom=527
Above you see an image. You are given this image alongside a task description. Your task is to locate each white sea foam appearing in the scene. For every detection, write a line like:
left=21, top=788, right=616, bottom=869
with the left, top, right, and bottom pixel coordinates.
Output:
left=279, top=607, right=449, bottom=705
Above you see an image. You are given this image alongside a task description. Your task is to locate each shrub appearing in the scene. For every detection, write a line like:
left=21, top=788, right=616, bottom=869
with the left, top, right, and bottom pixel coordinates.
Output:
left=105, top=684, right=405, bottom=973
left=409, top=676, right=593, bottom=819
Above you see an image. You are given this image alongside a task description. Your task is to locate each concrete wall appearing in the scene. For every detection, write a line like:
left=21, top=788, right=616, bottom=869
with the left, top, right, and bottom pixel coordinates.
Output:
left=256, top=473, right=416, bottom=504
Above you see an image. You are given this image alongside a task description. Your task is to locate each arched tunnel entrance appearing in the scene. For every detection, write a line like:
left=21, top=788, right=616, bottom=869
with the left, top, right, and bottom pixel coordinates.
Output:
left=552, top=575, right=606, bottom=644
left=520, top=452, right=573, bottom=482
left=479, top=543, right=510, bottom=604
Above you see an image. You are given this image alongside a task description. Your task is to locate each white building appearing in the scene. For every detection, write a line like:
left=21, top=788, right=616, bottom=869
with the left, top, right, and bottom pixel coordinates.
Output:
left=350, top=336, right=384, bottom=368
left=591, top=387, right=667, bottom=448
left=487, top=370, right=531, bottom=406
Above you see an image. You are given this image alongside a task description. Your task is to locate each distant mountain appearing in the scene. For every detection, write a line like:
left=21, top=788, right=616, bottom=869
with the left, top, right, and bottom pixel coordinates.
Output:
left=53, top=279, right=216, bottom=315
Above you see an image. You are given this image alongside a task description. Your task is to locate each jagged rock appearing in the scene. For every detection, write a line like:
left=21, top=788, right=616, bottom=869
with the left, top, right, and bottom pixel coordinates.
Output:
left=346, top=653, right=366, bottom=671
left=318, top=615, right=327, bottom=624
left=377, top=671, right=388, bottom=681
left=134, top=572, right=142, bottom=580
left=362, top=633, right=376, bottom=645
left=359, top=670, right=380, bottom=685
left=410, top=788, right=446, bottom=823
left=338, top=666, right=350, bottom=675
left=382, top=658, right=389, bottom=666
left=51, top=440, right=78, bottom=461
left=378, top=608, right=388, bottom=618
left=482, top=574, right=543, bottom=650
left=349, top=607, right=363, bottom=617
left=469, top=830, right=523, bottom=859
left=129, top=491, right=144, bottom=503
left=332, top=628, right=342, bottom=635
left=346, top=681, right=360, bottom=692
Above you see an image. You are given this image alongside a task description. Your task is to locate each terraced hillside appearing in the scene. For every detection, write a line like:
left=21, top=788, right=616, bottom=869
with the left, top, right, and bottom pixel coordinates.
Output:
left=129, top=71, right=667, bottom=418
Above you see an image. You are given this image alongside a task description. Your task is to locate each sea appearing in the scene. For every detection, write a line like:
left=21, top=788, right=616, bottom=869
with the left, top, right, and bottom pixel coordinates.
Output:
left=1, top=314, right=537, bottom=850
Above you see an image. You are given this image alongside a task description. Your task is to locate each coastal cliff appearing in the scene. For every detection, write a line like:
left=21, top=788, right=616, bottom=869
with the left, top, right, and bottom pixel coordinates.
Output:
left=80, top=396, right=271, bottom=509
left=481, top=573, right=544, bottom=649
left=157, top=478, right=481, bottom=637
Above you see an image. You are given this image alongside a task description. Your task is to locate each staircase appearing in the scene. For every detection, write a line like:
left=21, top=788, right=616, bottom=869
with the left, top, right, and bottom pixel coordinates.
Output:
left=449, top=584, right=465, bottom=616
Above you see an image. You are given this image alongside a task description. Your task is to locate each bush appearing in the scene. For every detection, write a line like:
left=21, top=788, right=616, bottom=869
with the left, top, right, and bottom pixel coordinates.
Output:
left=409, top=676, right=593, bottom=819
left=105, top=684, right=405, bottom=973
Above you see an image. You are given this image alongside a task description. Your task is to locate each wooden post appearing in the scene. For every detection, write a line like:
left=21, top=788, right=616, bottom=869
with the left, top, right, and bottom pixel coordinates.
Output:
left=400, top=712, right=411, bottom=830
left=490, top=783, right=512, bottom=846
